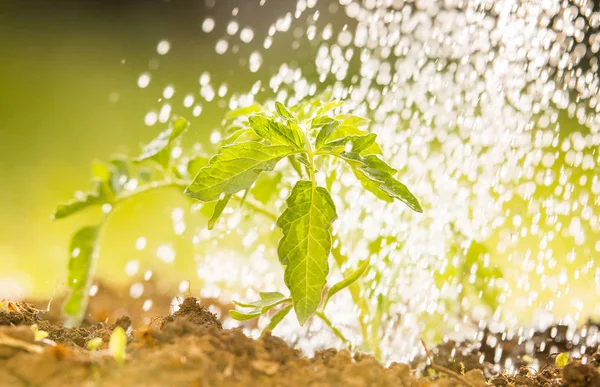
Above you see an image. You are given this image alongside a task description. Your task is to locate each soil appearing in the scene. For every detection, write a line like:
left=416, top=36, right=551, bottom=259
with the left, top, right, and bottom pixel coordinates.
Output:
left=1, top=287, right=599, bottom=387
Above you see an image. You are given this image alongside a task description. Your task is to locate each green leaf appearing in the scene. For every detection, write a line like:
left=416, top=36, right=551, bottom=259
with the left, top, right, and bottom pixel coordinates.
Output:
left=248, top=115, right=304, bottom=148
left=275, top=102, right=295, bottom=121
left=185, top=142, right=295, bottom=202
left=316, top=101, right=343, bottom=115
left=229, top=292, right=291, bottom=322
left=329, top=115, right=380, bottom=155
left=339, top=152, right=422, bottom=212
left=208, top=194, right=232, bottom=230
left=321, top=134, right=377, bottom=154
left=233, top=292, right=287, bottom=309
left=324, top=258, right=370, bottom=308
left=225, top=104, right=262, bottom=121
left=335, top=114, right=370, bottom=128
left=53, top=179, right=114, bottom=220
left=221, top=128, right=261, bottom=147
left=277, top=181, right=337, bottom=325
left=252, top=171, right=283, bottom=205
left=91, top=160, right=111, bottom=181
left=63, top=225, right=99, bottom=326
left=187, top=156, right=209, bottom=177
left=261, top=304, right=293, bottom=336
left=314, top=118, right=341, bottom=149
left=135, top=117, right=190, bottom=168
left=229, top=309, right=263, bottom=321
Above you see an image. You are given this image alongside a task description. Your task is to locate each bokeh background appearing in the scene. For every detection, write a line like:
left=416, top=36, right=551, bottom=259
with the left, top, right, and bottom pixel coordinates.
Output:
left=0, top=0, right=331, bottom=297
left=1, top=0, right=599, bottom=329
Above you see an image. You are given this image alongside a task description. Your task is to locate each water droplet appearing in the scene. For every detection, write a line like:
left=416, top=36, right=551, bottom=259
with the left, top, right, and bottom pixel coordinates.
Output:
left=156, top=40, right=171, bottom=55
left=215, top=40, right=229, bottom=55
left=240, top=27, right=254, bottom=43
left=202, top=18, right=215, bottom=33
left=137, top=73, right=151, bottom=88
left=129, top=283, right=144, bottom=299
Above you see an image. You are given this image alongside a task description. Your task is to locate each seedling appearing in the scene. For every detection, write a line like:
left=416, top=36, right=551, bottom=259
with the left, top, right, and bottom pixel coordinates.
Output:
left=30, top=324, right=49, bottom=341
left=109, top=326, right=127, bottom=365
left=555, top=352, right=569, bottom=368
left=54, top=95, right=422, bottom=358
left=87, top=337, right=103, bottom=351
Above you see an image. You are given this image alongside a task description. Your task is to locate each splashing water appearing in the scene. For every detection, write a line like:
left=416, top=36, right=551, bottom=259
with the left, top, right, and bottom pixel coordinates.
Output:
left=122, top=0, right=599, bottom=364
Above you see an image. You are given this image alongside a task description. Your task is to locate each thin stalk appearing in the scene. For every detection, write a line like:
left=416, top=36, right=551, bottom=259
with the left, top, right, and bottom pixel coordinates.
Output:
left=330, top=243, right=382, bottom=360
left=66, top=179, right=190, bottom=326
left=315, top=311, right=351, bottom=347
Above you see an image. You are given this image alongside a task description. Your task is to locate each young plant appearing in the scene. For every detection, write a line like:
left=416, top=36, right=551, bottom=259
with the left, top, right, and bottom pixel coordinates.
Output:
left=185, top=100, right=422, bottom=353
left=54, top=95, right=423, bottom=359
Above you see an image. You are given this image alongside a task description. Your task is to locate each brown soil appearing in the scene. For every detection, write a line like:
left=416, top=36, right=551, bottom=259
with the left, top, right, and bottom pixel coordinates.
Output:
left=0, top=293, right=599, bottom=387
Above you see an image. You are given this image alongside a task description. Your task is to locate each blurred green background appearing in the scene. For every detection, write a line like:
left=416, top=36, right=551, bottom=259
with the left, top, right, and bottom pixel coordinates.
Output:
left=0, top=0, right=312, bottom=297
left=0, top=1, right=598, bottom=325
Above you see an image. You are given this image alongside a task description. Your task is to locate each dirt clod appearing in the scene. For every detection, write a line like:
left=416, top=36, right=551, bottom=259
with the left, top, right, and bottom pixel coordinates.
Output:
left=562, top=361, right=600, bottom=387
left=160, top=297, right=222, bottom=330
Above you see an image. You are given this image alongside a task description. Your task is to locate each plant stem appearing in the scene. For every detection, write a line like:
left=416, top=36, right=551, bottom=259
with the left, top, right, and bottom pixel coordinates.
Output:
left=315, top=311, right=351, bottom=347
left=330, top=243, right=382, bottom=360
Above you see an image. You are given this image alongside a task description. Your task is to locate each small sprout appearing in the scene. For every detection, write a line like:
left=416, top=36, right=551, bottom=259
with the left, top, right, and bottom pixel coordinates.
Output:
left=87, top=337, right=103, bottom=350
left=30, top=324, right=49, bottom=341
left=555, top=352, right=569, bottom=368
left=109, top=326, right=127, bottom=365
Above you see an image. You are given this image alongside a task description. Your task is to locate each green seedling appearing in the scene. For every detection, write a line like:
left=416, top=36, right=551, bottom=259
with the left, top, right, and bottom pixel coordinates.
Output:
left=555, top=352, right=569, bottom=368
left=54, top=94, right=422, bottom=359
left=87, top=337, right=103, bottom=351
left=30, top=324, right=49, bottom=341
left=109, top=326, right=127, bottom=365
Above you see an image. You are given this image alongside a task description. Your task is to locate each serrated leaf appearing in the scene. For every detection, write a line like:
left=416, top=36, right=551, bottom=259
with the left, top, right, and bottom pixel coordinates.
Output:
left=316, top=100, right=343, bottom=115
left=53, top=179, right=114, bottom=220
left=275, top=102, right=295, bottom=120
left=329, top=115, right=380, bottom=155
left=233, top=292, right=287, bottom=309
left=277, top=181, right=337, bottom=325
left=261, top=304, right=293, bottom=336
left=229, top=309, right=263, bottom=321
left=185, top=142, right=295, bottom=202
left=252, top=171, right=283, bottom=205
left=208, top=194, right=231, bottom=230
left=315, top=118, right=341, bottom=149
left=324, top=258, right=370, bottom=308
left=335, top=114, right=370, bottom=128
left=230, top=293, right=291, bottom=321
left=225, top=104, right=262, bottom=121
left=321, top=134, right=377, bottom=154
left=63, top=225, right=99, bottom=326
left=288, top=155, right=305, bottom=178
left=135, top=117, right=190, bottom=168
left=248, top=115, right=304, bottom=148
left=187, top=156, right=209, bottom=177
left=221, top=128, right=261, bottom=147
left=339, top=152, right=422, bottom=212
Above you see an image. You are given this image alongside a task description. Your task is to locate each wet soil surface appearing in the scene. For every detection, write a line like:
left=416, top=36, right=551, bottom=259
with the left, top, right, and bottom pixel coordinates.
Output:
left=0, top=291, right=599, bottom=387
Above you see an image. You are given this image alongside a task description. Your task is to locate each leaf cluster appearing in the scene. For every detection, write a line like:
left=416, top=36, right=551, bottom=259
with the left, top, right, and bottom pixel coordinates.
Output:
left=184, top=99, right=422, bottom=328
